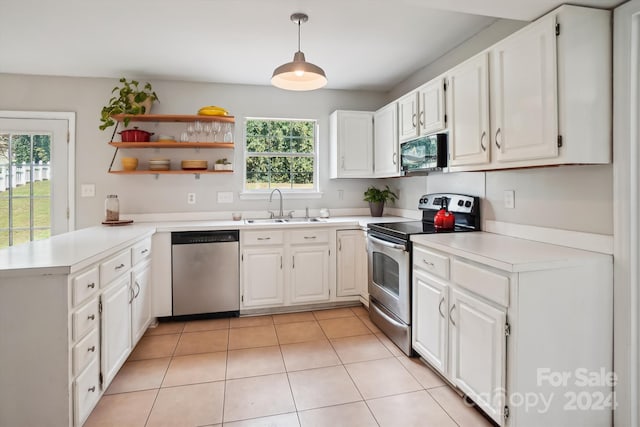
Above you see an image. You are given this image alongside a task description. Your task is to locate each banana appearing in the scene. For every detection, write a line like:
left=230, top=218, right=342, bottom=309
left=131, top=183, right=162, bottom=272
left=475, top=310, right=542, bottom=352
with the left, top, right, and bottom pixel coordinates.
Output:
left=198, top=105, right=228, bottom=116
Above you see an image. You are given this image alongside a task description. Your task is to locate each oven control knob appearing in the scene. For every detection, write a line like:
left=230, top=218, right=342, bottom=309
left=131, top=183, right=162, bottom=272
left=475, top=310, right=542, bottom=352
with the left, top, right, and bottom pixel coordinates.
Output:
left=419, top=198, right=425, bottom=204
left=465, top=201, right=472, bottom=208
left=457, top=200, right=464, bottom=207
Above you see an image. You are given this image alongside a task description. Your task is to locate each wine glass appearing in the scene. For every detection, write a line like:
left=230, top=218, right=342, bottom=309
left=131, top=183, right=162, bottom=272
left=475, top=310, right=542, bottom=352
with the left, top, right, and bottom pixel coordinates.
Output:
left=223, top=123, right=233, bottom=142
left=212, top=122, right=222, bottom=142
left=186, top=123, right=196, bottom=142
left=203, top=123, right=213, bottom=142
left=193, top=120, right=203, bottom=141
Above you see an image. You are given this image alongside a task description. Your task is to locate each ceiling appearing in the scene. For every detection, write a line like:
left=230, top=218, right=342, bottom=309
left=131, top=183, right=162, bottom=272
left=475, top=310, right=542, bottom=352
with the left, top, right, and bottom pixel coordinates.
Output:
left=0, top=0, right=624, bottom=92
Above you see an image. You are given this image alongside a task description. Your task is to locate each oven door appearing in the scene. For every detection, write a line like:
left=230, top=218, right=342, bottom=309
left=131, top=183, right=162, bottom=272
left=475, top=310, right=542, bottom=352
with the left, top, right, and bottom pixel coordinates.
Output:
left=367, top=233, right=411, bottom=323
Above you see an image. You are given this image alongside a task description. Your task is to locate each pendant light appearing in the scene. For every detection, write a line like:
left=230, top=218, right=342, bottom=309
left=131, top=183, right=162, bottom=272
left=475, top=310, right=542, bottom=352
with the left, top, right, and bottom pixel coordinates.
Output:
left=271, top=13, right=327, bottom=91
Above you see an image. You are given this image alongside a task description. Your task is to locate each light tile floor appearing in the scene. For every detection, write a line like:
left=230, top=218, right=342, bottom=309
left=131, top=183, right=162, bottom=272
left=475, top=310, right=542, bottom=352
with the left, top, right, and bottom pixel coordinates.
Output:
left=85, top=306, right=495, bottom=427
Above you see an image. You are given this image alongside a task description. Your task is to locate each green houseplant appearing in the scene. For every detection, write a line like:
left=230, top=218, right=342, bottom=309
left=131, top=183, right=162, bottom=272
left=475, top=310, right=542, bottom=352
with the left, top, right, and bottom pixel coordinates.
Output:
left=363, top=185, right=398, bottom=217
left=99, top=77, right=159, bottom=130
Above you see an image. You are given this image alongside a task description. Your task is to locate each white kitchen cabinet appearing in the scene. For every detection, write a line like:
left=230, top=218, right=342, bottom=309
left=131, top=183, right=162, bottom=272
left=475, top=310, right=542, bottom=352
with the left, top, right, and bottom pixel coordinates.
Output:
left=411, top=233, right=613, bottom=427
left=398, top=92, right=419, bottom=142
left=490, top=16, right=558, bottom=163
left=329, top=110, right=374, bottom=178
left=449, top=286, right=506, bottom=423
left=412, top=268, right=448, bottom=374
left=131, top=260, right=152, bottom=345
left=290, top=245, right=330, bottom=304
left=418, top=78, right=447, bottom=136
left=100, top=274, right=132, bottom=388
left=241, top=246, right=285, bottom=308
left=374, top=102, right=400, bottom=177
left=336, top=230, right=368, bottom=302
left=447, top=53, right=491, bottom=167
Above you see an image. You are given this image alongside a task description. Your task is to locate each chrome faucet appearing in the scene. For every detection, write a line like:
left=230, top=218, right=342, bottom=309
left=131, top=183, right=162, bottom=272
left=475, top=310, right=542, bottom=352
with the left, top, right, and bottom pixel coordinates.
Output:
left=269, top=189, right=285, bottom=219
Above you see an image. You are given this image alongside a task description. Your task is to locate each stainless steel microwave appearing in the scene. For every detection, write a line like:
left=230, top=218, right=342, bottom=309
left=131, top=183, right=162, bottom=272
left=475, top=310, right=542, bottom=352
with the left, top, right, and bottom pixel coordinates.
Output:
left=400, top=133, right=447, bottom=175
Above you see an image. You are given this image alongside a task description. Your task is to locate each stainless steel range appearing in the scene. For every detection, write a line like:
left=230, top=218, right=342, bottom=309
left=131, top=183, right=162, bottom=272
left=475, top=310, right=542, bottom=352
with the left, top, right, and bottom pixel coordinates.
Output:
left=367, top=193, right=480, bottom=355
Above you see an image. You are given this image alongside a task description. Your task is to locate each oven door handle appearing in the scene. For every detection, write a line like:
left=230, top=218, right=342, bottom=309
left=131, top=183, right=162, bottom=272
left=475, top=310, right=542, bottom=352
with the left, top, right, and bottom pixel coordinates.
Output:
left=368, top=234, right=407, bottom=251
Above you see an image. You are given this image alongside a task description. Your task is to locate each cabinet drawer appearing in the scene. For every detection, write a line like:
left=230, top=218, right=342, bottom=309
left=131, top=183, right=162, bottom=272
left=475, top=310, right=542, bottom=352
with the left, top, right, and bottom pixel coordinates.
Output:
left=100, top=250, right=131, bottom=286
left=243, top=230, right=284, bottom=245
left=72, top=267, right=99, bottom=307
left=73, top=298, right=99, bottom=341
left=452, top=259, right=509, bottom=307
left=289, top=229, right=329, bottom=244
left=132, top=238, right=152, bottom=265
left=413, top=246, right=449, bottom=280
left=74, top=357, right=101, bottom=427
left=73, top=327, right=99, bottom=376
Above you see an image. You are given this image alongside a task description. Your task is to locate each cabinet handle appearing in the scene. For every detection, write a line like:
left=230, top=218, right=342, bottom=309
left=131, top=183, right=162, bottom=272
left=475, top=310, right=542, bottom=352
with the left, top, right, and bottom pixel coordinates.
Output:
left=115, top=263, right=125, bottom=271
left=338, top=238, right=342, bottom=251
left=341, top=156, right=345, bottom=169
left=292, top=256, right=295, bottom=269
left=141, top=248, right=149, bottom=254
left=280, top=256, right=283, bottom=269
left=495, top=128, right=502, bottom=150
left=392, top=152, right=397, bottom=165
left=422, top=259, right=435, bottom=267
left=419, top=110, right=424, bottom=127
left=134, top=280, right=141, bottom=298
left=87, top=282, right=95, bottom=289
left=129, top=286, right=135, bottom=304
left=438, top=297, right=445, bottom=318
left=87, top=346, right=95, bottom=353
left=449, top=304, right=457, bottom=327
left=88, top=386, right=96, bottom=393
left=87, top=314, right=95, bottom=321
left=480, top=131, right=487, bottom=152
left=304, top=236, right=317, bottom=240
left=412, top=113, right=416, bottom=128
left=257, top=237, right=271, bottom=241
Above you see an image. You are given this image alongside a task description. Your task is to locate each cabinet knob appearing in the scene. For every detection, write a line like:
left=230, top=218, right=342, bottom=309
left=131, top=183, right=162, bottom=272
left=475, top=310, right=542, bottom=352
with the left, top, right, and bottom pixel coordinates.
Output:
left=87, top=314, right=95, bottom=321
left=87, top=346, right=96, bottom=353
left=303, top=236, right=317, bottom=240
left=422, top=259, right=435, bottom=267
left=257, top=237, right=271, bottom=241
left=115, top=263, right=125, bottom=270
left=87, top=282, right=95, bottom=289
left=88, top=386, right=96, bottom=393
left=141, top=248, right=149, bottom=254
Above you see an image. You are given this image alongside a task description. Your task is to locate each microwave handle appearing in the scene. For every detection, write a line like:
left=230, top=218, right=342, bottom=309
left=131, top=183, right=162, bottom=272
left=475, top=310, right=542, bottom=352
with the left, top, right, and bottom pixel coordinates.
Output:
left=368, top=234, right=407, bottom=251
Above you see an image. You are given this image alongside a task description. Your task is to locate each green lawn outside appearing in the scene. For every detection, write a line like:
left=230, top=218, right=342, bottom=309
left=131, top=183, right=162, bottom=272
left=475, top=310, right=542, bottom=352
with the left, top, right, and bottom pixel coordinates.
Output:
left=0, top=180, right=50, bottom=247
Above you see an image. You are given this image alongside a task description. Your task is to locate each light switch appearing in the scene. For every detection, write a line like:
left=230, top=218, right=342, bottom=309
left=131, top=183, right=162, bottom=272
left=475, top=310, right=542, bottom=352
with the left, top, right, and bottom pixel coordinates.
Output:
left=81, top=184, right=95, bottom=197
left=217, top=192, right=233, bottom=203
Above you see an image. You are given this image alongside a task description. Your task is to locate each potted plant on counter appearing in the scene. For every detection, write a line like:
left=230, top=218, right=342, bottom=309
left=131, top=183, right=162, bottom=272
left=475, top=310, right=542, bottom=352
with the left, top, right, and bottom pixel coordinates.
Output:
left=99, top=77, right=159, bottom=130
left=363, top=185, right=398, bottom=217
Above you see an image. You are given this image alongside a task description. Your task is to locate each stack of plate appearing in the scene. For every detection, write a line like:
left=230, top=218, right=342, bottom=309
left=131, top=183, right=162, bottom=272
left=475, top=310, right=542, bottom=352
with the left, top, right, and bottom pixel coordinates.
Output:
left=181, top=160, right=208, bottom=170
left=149, top=158, right=170, bottom=171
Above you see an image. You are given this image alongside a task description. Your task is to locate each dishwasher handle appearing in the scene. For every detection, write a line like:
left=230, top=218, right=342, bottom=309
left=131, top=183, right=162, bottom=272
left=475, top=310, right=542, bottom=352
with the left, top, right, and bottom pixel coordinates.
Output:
left=172, top=230, right=239, bottom=245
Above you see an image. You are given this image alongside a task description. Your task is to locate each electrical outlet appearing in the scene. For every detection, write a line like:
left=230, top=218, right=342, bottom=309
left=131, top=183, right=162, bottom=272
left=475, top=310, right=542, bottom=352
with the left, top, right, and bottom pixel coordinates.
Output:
left=187, top=193, right=196, bottom=204
left=338, top=189, right=344, bottom=200
left=504, top=190, right=515, bottom=209
left=80, top=184, right=95, bottom=198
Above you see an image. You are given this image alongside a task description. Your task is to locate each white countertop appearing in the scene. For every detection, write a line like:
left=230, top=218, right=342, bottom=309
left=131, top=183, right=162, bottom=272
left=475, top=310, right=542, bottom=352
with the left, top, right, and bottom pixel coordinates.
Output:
left=0, top=216, right=407, bottom=276
left=411, top=231, right=612, bottom=272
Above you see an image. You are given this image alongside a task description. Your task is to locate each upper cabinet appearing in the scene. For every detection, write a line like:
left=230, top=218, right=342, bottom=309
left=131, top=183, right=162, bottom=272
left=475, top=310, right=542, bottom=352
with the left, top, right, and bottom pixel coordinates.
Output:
left=374, top=102, right=400, bottom=177
left=398, top=79, right=446, bottom=143
left=329, top=110, right=374, bottom=178
left=448, top=5, right=611, bottom=172
left=447, top=53, right=490, bottom=167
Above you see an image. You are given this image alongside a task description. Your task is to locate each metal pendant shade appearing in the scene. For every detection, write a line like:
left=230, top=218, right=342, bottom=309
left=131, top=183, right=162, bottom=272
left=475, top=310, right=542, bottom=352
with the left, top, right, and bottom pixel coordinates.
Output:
left=271, top=13, right=327, bottom=91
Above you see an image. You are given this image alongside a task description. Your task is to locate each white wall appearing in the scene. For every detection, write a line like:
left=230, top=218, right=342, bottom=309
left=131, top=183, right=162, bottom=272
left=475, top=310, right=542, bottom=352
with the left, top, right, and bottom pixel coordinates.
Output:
left=0, top=74, right=386, bottom=228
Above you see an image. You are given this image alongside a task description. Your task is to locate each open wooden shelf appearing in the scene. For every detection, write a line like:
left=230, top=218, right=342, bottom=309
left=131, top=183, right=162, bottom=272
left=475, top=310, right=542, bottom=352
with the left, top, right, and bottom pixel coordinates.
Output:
left=109, top=142, right=234, bottom=149
left=108, top=170, right=234, bottom=175
left=111, top=114, right=235, bottom=123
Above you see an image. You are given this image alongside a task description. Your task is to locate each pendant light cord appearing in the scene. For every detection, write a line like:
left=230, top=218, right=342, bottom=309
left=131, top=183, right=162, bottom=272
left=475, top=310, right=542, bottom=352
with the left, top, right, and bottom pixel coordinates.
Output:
left=297, top=18, right=301, bottom=52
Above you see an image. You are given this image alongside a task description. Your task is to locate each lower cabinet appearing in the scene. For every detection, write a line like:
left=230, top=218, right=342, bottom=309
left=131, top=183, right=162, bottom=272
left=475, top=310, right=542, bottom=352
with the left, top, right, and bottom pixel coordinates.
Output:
left=100, top=274, right=132, bottom=388
left=242, top=246, right=285, bottom=307
left=290, top=245, right=329, bottom=304
left=131, top=260, right=152, bottom=345
left=336, top=230, right=368, bottom=301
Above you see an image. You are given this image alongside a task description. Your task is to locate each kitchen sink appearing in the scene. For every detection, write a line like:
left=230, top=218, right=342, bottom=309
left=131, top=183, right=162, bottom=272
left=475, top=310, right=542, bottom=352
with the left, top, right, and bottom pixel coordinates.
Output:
left=244, top=218, right=326, bottom=225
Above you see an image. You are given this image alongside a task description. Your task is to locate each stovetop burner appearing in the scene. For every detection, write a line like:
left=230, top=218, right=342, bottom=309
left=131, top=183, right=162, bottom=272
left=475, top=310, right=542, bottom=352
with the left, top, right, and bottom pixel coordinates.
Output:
left=368, top=193, right=480, bottom=243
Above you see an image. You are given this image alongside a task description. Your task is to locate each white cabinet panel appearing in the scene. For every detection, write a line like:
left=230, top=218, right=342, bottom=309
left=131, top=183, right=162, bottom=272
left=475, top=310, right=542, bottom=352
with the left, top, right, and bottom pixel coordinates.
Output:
left=450, top=287, right=506, bottom=423
left=374, top=102, right=400, bottom=177
left=491, top=16, right=558, bottom=163
left=418, top=78, right=447, bottom=135
left=329, top=110, right=373, bottom=178
left=398, top=92, right=419, bottom=142
left=336, top=230, right=367, bottom=298
left=131, top=261, right=152, bottom=345
left=100, top=275, right=132, bottom=388
left=242, top=247, right=284, bottom=308
left=290, top=246, right=330, bottom=304
left=448, top=53, right=491, bottom=167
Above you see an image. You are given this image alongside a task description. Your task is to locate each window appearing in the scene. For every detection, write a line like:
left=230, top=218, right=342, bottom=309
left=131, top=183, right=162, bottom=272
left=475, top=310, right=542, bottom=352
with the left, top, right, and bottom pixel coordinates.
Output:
left=244, top=118, right=317, bottom=193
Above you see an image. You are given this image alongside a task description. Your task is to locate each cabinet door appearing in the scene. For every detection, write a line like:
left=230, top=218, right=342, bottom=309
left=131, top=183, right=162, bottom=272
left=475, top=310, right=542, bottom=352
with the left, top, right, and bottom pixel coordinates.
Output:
left=450, top=287, right=506, bottom=424
left=101, top=275, right=132, bottom=388
left=491, top=16, right=558, bottom=163
left=241, top=247, right=284, bottom=308
left=418, top=78, right=446, bottom=135
left=374, top=103, right=400, bottom=177
left=448, top=53, right=491, bottom=167
left=398, top=92, right=420, bottom=142
left=331, top=111, right=374, bottom=178
left=337, top=231, right=367, bottom=297
left=290, top=245, right=330, bottom=304
left=131, top=261, right=152, bottom=345
left=412, top=269, right=448, bottom=374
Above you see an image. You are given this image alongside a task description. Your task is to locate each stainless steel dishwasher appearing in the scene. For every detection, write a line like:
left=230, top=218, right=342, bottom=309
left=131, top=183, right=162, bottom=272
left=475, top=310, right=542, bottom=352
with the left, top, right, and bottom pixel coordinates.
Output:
left=171, top=230, right=240, bottom=317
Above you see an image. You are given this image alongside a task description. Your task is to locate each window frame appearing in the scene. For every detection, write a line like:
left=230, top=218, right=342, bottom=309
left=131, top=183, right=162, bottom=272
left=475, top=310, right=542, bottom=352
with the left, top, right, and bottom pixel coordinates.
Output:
left=241, top=117, right=321, bottom=198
